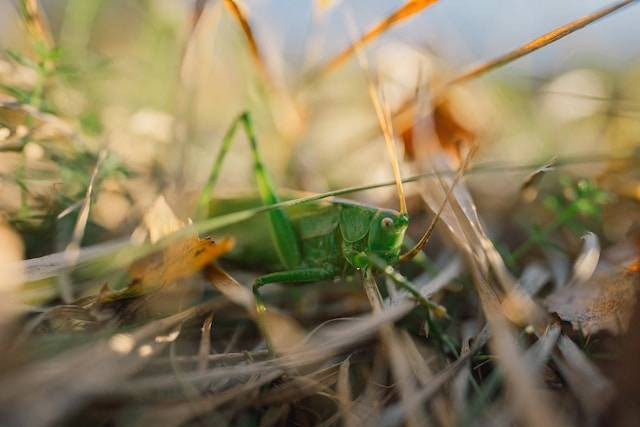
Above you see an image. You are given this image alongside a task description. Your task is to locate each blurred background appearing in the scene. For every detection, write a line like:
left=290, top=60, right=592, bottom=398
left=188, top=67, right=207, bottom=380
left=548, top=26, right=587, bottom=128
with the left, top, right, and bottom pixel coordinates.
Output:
left=1, top=0, right=639, bottom=253
left=1, top=2, right=640, bottom=425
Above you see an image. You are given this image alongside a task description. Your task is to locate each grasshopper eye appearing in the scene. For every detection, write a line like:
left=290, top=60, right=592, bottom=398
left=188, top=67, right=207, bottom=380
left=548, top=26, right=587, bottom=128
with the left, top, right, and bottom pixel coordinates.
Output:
left=380, top=217, right=393, bottom=229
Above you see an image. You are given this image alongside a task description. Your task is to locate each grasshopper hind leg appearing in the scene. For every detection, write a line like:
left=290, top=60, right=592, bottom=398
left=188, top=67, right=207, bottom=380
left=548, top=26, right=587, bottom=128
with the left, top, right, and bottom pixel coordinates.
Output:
left=252, top=267, right=337, bottom=312
left=198, top=111, right=302, bottom=271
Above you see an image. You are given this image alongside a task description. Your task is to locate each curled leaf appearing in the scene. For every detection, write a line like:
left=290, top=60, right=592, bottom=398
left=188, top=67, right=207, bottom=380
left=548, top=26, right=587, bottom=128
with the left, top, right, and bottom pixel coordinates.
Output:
left=568, top=232, right=600, bottom=287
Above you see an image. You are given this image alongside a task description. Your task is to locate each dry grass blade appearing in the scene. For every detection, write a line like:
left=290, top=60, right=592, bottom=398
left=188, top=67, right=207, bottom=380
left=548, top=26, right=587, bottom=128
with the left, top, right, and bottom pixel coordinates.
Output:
left=223, top=0, right=271, bottom=83
left=136, top=371, right=282, bottom=426
left=476, top=279, right=566, bottom=427
left=401, top=144, right=476, bottom=262
left=347, top=17, right=408, bottom=215
left=399, top=331, right=452, bottom=426
left=529, top=324, right=561, bottom=369
left=253, top=363, right=341, bottom=407
left=198, top=312, right=214, bottom=372
left=321, top=0, right=439, bottom=74
left=449, top=0, right=638, bottom=85
left=451, top=322, right=477, bottom=416
left=337, top=358, right=357, bottom=427
left=361, top=269, right=426, bottom=426
left=0, top=298, right=226, bottom=427
left=58, top=149, right=107, bottom=302
left=351, top=350, right=387, bottom=424
left=64, top=150, right=107, bottom=256
left=392, top=0, right=638, bottom=137
left=554, top=336, right=614, bottom=415
left=424, top=150, right=547, bottom=328
left=414, top=256, right=462, bottom=297
left=518, top=262, right=551, bottom=296
left=125, top=303, right=414, bottom=394
left=415, top=141, right=561, bottom=424
left=21, top=238, right=131, bottom=282
left=369, top=83, right=408, bottom=214
left=17, top=0, right=53, bottom=49
left=179, top=0, right=222, bottom=84
left=205, top=265, right=308, bottom=354
left=381, top=325, right=490, bottom=426
left=379, top=324, right=428, bottom=427
left=189, top=0, right=208, bottom=33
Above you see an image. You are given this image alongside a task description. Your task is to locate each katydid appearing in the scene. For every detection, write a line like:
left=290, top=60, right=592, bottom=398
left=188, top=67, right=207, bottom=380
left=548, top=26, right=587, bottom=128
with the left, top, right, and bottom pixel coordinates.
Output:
left=197, top=112, right=447, bottom=314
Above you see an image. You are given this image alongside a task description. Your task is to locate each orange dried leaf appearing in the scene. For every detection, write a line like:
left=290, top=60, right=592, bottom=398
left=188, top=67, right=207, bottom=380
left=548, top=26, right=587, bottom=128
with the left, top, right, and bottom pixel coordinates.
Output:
left=128, top=237, right=235, bottom=290
left=400, top=95, right=477, bottom=162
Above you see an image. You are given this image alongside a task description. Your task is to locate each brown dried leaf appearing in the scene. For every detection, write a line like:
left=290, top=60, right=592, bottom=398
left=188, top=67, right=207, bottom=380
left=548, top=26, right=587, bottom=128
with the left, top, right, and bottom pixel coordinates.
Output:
left=400, top=90, right=478, bottom=162
left=546, top=267, right=639, bottom=335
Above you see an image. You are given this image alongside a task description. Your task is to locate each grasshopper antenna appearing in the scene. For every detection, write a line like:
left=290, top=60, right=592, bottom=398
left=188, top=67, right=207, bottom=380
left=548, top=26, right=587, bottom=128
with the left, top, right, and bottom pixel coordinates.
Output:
left=400, top=144, right=477, bottom=262
left=346, top=12, right=408, bottom=214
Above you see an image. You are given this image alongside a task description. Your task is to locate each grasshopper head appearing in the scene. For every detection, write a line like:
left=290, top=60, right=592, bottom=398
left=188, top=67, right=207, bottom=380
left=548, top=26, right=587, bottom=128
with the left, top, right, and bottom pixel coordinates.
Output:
left=367, top=210, right=409, bottom=265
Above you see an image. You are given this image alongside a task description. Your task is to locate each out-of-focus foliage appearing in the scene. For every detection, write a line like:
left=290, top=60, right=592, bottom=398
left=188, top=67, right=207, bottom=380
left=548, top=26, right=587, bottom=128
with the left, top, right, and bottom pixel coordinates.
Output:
left=1, top=1, right=640, bottom=426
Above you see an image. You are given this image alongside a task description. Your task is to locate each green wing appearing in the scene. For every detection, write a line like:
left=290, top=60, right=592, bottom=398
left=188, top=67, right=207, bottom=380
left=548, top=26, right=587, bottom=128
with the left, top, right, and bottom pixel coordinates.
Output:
left=207, top=190, right=337, bottom=269
left=339, top=203, right=375, bottom=243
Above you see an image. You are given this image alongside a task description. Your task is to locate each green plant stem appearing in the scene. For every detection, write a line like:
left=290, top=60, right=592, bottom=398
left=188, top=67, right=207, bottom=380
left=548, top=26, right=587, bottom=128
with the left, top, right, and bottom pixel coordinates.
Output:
left=506, top=203, right=579, bottom=269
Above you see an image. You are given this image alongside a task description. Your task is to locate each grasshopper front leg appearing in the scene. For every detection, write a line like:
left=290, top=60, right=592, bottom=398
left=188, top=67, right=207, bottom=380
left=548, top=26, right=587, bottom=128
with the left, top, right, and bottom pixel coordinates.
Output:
left=366, top=254, right=447, bottom=317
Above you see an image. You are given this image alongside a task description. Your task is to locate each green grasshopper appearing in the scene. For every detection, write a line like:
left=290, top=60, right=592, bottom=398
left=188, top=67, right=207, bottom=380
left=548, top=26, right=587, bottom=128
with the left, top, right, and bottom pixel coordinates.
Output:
left=197, top=112, right=446, bottom=314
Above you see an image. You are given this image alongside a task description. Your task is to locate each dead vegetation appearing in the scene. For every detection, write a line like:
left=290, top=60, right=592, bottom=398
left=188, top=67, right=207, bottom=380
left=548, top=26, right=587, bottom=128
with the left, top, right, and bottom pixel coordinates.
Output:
left=1, top=1, right=640, bottom=426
